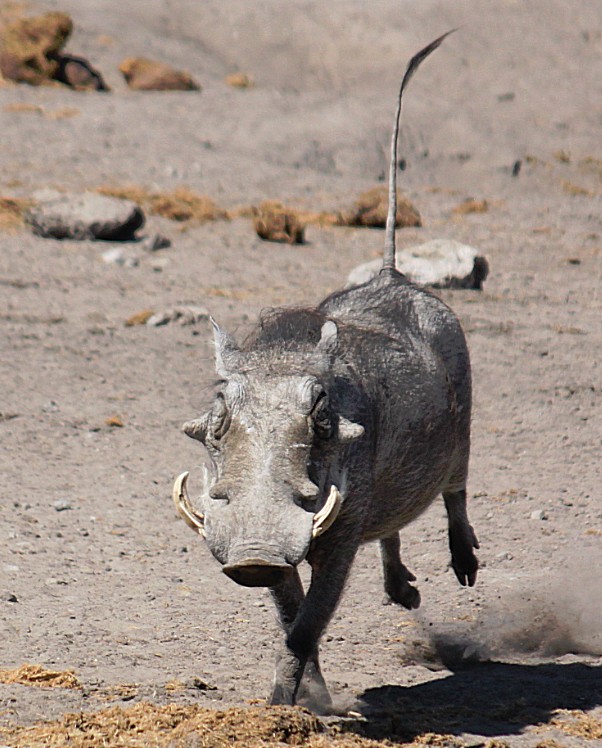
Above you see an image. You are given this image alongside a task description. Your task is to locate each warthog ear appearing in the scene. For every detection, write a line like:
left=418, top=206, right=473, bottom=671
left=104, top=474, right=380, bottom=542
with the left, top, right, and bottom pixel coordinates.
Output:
left=210, top=317, right=239, bottom=379
left=317, top=320, right=338, bottom=353
left=312, top=320, right=338, bottom=374
left=338, top=416, right=364, bottom=443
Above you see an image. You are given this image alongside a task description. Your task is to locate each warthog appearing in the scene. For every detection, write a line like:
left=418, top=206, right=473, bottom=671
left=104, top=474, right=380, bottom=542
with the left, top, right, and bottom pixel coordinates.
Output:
left=173, top=31, right=479, bottom=710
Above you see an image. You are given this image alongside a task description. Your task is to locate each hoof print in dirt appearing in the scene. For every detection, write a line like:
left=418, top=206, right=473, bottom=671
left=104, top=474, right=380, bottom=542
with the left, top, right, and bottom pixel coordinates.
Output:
left=0, top=11, right=107, bottom=90
left=253, top=201, right=306, bottom=244
left=338, top=186, right=421, bottom=229
left=26, top=191, right=145, bottom=241
left=119, top=57, right=201, bottom=91
left=347, top=239, right=489, bottom=290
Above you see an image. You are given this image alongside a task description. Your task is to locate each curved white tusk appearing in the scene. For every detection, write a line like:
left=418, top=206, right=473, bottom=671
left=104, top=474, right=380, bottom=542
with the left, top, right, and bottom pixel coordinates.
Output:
left=172, top=471, right=205, bottom=537
left=312, top=484, right=342, bottom=538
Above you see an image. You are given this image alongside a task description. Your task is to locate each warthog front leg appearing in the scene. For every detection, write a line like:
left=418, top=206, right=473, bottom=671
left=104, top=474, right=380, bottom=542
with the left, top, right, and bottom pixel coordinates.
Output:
left=269, top=534, right=359, bottom=708
left=380, top=533, right=421, bottom=609
left=443, top=489, right=479, bottom=586
left=269, top=569, right=332, bottom=711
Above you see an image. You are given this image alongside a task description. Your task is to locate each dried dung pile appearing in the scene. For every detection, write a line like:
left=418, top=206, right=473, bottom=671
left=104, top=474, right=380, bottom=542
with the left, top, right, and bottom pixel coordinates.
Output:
left=97, top=185, right=226, bottom=223
left=0, top=663, right=80, bottom=689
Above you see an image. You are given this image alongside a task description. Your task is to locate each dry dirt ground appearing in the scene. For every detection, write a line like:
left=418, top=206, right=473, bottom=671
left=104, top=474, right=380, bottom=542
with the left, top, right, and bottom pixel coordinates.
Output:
left=1, top=1, right=601, bottom=746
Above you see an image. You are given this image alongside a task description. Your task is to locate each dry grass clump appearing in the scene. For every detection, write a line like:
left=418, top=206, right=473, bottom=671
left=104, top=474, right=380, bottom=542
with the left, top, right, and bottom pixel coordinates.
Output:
left=225, top=71, right=254, bottom=88
left=0, top=663, right=80, bottom=689
left=0, top=701, right=470, bottom=748
left=4, top=102, right=80, bottom=118
left=547, top=709, right=602, bottom=740
left=119, top=57, right=200, bottom=91
left=452, top=198, right=489, bottom=215
left=0, top=11, right=72, bottom=85
left=253, top=200, right=307, bottom=244
left=0, top=704, right=321, bottom=748
left=0, top=196, right=32, bottom=231
left=124, top=309, right=155, bottom=327
left=336, top=186, right=421, bottom=229
left=97, top=185, right=227, bottom=223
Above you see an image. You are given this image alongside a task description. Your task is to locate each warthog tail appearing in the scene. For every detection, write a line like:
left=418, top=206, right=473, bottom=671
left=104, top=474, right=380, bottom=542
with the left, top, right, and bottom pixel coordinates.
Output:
left=382, top=29, right=457, bottom=272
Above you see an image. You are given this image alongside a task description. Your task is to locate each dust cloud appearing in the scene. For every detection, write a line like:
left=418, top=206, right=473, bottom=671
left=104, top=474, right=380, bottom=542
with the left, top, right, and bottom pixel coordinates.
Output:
left=410, top=562, right=602, bottom=668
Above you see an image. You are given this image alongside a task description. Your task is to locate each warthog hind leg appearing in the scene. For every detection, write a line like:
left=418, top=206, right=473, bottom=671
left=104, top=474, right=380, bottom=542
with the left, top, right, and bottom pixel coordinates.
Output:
left=443, top=488, right=479, bottom=586
left=380, top=533, right=421, bottom=610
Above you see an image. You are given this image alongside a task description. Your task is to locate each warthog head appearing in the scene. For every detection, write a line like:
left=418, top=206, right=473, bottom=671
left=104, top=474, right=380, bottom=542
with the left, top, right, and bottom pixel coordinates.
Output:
left=174, top=314, right=364, bottom=587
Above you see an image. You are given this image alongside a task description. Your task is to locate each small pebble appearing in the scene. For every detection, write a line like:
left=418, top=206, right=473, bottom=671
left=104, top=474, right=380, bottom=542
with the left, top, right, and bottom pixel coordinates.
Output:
left=102, top=248, right=139, bottom=267
left=530, top=509, right=548, bottom=520
left=142, top=233, right=171, bottom=251
left=53, top=500, right=73, bottom=512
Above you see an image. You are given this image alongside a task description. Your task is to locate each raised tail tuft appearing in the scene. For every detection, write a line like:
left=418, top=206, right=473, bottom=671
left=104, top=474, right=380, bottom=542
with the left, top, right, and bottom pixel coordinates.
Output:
left=382, top=30, right=456, bottom=273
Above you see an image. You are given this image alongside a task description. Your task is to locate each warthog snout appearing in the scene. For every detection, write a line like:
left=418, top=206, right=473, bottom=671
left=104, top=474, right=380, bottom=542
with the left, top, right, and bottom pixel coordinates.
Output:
left=223, top=548, right=294, bottom=587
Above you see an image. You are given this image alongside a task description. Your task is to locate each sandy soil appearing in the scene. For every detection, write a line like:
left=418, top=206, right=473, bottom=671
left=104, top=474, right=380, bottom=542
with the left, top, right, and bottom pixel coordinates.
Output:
left=1, top=1, right=601, bottom=746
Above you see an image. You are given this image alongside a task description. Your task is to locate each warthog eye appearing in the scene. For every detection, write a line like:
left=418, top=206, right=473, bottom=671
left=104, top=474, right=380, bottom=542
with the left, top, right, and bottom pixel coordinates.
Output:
left=211, top=393, right=230, bottom=441
left=311, top=392, right=332, bottom=440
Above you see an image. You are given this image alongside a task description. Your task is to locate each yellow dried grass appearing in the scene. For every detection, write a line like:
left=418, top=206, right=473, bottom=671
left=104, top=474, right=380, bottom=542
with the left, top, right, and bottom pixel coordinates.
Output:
left=0, top=663, right=80, bottom=689
left=0, top=196, right=32, bottom=231
left=97, top=185, right=227, bottom=223
left=0, top=701, right=470, bottom=748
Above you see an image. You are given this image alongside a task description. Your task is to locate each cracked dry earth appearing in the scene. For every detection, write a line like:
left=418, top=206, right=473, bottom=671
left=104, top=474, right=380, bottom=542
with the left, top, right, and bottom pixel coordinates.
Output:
left=1, top=0, right=601, bottom=746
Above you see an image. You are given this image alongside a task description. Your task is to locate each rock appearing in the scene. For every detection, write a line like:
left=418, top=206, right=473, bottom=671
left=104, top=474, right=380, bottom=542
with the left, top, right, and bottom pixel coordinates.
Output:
left=146, top=306, right=209, bottom=327
left=101, top=248, right=139, bottom=267
left=53, top=500, right=72, bottom=512
left=26, top=191, right=145, bottom=241
left=1, top=592, right=18, bottom=603
left=119, top=57, right=201, bottom=91
left=253, top=201, right=305, bottom=244
left=337, top=186, right=421, bottom=229
left=346, top=239, right=489, bottom=290
left=141, top=233, right=171, bottom=251
left=530, top=509, right=548, bottom=521
left=53, top=53, right=109, bottom=91
left=0, top=12, right=72, bottom=86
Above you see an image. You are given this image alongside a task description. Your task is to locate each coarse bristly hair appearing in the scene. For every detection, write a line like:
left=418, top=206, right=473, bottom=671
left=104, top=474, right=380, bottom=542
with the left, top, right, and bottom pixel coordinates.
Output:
left=243, top=307, right=328, bottom=352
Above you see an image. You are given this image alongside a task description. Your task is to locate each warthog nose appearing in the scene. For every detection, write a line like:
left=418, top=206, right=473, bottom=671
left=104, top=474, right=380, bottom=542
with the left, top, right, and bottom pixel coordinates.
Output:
left=223, top=557, right=294, bottom=588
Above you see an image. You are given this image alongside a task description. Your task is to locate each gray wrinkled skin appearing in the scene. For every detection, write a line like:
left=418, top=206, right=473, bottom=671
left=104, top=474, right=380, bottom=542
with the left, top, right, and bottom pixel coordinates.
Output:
left=177, top=33, right=478, bottom=711
left=182, top=269, right=478, bottom=710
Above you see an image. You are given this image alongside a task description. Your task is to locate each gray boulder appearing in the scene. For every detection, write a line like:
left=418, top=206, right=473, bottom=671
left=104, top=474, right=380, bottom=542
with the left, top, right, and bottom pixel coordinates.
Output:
left=26, top=190, right=145, bottom=241
left=346, top=239, right=489, bottom=289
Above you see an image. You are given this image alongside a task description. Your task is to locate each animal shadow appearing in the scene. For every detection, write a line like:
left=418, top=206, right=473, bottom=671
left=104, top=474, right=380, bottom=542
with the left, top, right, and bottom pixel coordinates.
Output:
left=346, top=661, right=602, bottom=742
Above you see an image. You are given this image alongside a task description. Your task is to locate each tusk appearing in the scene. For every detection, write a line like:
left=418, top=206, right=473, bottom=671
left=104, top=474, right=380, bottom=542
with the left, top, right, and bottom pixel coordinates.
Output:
left=312, top=484, right=342, bottom=538
left=172, top=471, right=205, bottom=537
